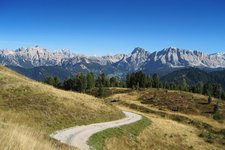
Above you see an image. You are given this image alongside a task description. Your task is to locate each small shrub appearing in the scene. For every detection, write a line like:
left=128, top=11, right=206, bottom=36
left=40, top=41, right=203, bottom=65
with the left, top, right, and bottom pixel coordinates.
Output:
left=189, top=146, right=193, bottom=149
left=213, top=110, right=224, bottom=121
left=206, top=132, right=214, bottom=143
left=199, top=133, right=204, bottom=138
left=208, top=96, right=212, bottom=104
left=213, top=102, right=219, bottom=113
left=172, top=115, right=182, bottom=122
left=212, top=102, right=223, bottom=121
left=141, top=98, right=155, bottom=104
left=171, top=106, right=180, bottom=112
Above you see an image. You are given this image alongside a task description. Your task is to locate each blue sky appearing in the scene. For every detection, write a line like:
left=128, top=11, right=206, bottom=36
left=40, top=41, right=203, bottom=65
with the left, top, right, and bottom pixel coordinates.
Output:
left=0, top=0, right=225, bottom=55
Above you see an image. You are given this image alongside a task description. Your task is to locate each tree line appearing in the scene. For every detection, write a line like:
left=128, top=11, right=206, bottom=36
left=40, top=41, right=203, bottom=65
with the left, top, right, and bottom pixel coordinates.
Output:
left=43, top=71, right=225, bottom=100
left=43, top=72, right=124, bottom=97
left=126, top=71, right=225, bottom=100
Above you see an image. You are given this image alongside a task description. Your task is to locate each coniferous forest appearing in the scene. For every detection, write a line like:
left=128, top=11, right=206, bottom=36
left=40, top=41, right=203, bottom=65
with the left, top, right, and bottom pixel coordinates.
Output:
left=43, top=71, right=225, bottom=100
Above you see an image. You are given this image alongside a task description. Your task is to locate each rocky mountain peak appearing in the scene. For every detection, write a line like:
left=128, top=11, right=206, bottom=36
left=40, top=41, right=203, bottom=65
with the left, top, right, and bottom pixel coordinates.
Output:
left=131, top=47, right=147, bottom=55
left=102, top=54, right=125, bottom=63
left=210, top=52, right=225, bottom=57
left=15, top=46, right=47, bottom=54
left=56, top=49, right=72, bottom=56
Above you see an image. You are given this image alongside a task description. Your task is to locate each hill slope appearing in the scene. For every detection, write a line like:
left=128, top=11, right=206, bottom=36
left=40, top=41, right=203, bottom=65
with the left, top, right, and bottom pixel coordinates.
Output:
left=0, top=65, right=123, bottom=149
left=161, top=68, right=213, bottom=84
left=162, top=67, right=225, bottom=89
left=106, top=88, right=225, bottom=150
left=210, top=70, right=225, bottom=89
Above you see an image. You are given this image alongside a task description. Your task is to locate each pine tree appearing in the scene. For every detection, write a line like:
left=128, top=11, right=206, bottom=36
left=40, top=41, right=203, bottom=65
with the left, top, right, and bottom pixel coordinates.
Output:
left=63, top=78, right=74, bottom=90
left=86, top=72, right=95, bottom=89
left=212, top=84, right=222, bottom=99
left=126, top=73, right=131, bottom=88
left=179, top=78, right=188, bottom=91
left=105, top=78, right=110, bottom=87
left=44, top=76, right=61, bottom=88
left=208, top=95, right=212, bottom=104
left=74, top=73, right=81, bottom=91
left=203, top=82, right=213, bottom=96
left=146, top=75, right=152, bottom=88
left=97, top=83, right=105, bottom=97
left=169, top=82, right=177, bottom=90
left=73, top=73, right=87, bottom=92
left=134, top=71, right=146, bottom=88
left=152, top=73, right=160, bottom=88
left=195, top=81, right=204, bottom=94
left=80, top=73, right=87, bottom=92
left=136, top=82, right=140, bottom=90
left=44, top=76, right=54, bottom=86
left=96, top=73, right=107, bottom=87
left=110, top=77, right=118, bottom=87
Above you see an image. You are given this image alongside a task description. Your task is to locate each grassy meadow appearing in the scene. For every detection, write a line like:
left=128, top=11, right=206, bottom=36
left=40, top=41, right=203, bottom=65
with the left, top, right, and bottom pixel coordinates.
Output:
left=0, top=66, right=124, bottom=150
left=103, top=88, right=225, bottom=150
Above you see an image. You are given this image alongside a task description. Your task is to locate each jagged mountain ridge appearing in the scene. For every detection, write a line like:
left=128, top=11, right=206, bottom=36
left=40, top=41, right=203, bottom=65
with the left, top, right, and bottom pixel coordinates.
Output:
left=1, top=46, right=225, bottom=78
left=0, top=46, right=126, bottom=68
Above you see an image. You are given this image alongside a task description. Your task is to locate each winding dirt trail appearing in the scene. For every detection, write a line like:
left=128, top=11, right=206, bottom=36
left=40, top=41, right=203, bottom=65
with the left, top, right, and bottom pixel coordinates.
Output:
left=50, top=111, right=142, bottom=150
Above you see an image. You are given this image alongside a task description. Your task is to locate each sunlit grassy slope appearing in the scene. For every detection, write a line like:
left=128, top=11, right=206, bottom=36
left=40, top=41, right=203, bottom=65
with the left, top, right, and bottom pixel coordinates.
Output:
left=105, top=88, right=225, bottom=150
left=0, top=65, right=124, bottom=150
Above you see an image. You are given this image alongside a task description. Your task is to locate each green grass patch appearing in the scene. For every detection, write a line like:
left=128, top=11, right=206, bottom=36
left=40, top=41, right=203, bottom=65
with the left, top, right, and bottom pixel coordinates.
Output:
left=88, top=116, right=151, bottom=150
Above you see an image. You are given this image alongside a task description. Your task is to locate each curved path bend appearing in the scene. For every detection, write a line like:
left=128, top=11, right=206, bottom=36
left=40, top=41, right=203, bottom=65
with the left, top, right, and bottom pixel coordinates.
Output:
left=50, top=111, right=142, bottom=150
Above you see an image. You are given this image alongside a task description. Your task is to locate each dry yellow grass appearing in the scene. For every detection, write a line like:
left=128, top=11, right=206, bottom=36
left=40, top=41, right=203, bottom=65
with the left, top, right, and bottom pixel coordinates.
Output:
left=103, top=88, right=225, bottom=150
left=0, top=123, right=55, bottom=150
left=0, top=66, right=124, bottom=150
left=109, top=89, right=225, bottom=129
left=104, top=107, right=224, bottom=150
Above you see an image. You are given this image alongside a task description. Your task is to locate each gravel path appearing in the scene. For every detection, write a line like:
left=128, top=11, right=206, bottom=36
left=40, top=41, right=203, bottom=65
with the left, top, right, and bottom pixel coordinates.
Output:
left=50, top=111, right=142, bottom=150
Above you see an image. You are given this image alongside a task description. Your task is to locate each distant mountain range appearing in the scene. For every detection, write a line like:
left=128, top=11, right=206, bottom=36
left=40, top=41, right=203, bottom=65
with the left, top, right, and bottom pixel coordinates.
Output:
left=1, top=46, right=225, bottom=80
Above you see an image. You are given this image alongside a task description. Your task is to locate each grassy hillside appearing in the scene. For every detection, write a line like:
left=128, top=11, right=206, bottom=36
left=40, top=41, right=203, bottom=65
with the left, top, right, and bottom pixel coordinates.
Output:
left=0, top=66, right=124, bottom=149
left=106, top=88, right=225, bottom=149
left=109, top=88, right=225, bottom=121
left=104, top=107, right=224, bottom=150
